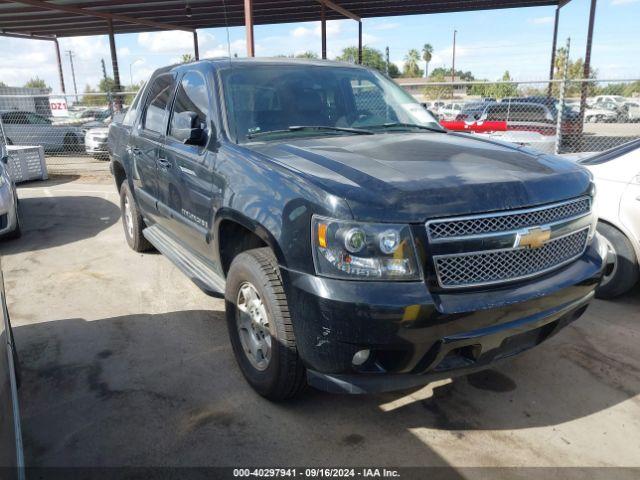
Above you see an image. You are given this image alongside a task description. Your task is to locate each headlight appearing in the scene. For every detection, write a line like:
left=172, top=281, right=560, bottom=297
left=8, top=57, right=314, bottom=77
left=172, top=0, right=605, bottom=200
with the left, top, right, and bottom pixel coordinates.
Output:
left=588, top=182, right=598, bottom=242
left=311, top=215, right=421, bottom=280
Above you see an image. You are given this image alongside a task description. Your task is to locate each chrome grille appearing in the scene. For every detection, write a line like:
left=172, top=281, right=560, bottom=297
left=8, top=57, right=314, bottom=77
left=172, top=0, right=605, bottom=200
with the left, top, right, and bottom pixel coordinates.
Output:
left=427, top=197, right=591, bottom=240
left=434, top=228, right=589, bottom=288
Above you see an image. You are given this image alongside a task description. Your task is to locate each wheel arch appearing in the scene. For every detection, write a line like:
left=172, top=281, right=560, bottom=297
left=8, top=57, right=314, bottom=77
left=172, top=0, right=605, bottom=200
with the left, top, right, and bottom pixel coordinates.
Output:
left=214, top=209, right=287, bottom=276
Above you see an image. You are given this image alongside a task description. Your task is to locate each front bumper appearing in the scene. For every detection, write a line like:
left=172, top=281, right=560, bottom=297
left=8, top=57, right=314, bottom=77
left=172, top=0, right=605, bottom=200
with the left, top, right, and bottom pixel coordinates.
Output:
left=281, top=237, right=605, bottom=394
left=85, top=138, right=108, bottom=155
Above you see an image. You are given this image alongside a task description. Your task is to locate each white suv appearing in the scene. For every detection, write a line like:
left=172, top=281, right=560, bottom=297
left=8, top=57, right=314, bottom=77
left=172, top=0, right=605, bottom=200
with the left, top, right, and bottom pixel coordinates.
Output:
left=580, top=140, right=640, bottom=298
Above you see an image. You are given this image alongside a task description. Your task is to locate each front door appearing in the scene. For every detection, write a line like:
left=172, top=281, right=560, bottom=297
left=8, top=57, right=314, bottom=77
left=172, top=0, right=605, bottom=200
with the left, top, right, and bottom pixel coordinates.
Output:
left=157, top=70, right=216, bottom=260
left=130, top=73, right=176, bottom=220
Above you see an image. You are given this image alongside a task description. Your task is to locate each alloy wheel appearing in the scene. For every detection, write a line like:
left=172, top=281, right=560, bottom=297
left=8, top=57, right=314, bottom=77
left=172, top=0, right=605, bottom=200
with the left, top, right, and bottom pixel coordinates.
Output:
left=236, top=281, right=272, bottom=371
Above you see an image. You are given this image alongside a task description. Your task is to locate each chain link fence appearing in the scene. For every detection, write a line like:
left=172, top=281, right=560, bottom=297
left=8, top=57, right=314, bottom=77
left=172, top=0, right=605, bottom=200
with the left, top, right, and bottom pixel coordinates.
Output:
left=411, top=78, right=640, bottom=155
left=0, top=91, right=136, bottom=158
left=1, top=80, right=639, bottom=159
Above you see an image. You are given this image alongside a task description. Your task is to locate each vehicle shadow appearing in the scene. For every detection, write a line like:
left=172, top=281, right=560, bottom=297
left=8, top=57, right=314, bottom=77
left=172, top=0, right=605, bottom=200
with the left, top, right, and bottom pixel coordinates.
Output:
left=0, top=195, right=120, bottom=255
left=13, top=302, right=640, bottom=467
left=16, top=175, right=81, bottom=189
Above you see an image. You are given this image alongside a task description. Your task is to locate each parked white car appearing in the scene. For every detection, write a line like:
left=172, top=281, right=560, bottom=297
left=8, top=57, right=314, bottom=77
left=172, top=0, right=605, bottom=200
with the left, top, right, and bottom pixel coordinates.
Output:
left=481, top=130, right=556, bottom=154
left=580, top=139, right=640, bottom=298
left=624, top=101, right=640, bottom=122
left=584, top=103, right=619, bottom=123
left=591, top=95, right=627, bottom=107
left=0, top=144, right=20, bottom=240
left=84, top=126, right=110, bottom=159
left=438, top=102, right=463, bottom=121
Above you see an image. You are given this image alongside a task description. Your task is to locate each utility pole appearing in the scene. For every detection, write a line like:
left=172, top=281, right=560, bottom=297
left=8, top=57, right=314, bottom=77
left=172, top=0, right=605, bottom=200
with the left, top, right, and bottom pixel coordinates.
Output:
left=101, top=58, right=108, bottom=82
left=451, top=29, right=457, bottom=99
left=66, top=50, right=79, bottom=104
left=385, top=46, right=390, bottom=75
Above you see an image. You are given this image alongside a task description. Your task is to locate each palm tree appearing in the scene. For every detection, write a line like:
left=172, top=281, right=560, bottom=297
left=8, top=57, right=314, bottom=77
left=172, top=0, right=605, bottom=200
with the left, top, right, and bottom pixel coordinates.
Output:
left=422, top=44, right=433, bottom=78
left=403, top=49, right=421, bottom=77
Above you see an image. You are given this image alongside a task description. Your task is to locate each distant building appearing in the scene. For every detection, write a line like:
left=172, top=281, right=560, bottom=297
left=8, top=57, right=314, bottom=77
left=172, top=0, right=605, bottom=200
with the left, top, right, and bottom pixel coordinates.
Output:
left=0, top=86, right=52, bottom=116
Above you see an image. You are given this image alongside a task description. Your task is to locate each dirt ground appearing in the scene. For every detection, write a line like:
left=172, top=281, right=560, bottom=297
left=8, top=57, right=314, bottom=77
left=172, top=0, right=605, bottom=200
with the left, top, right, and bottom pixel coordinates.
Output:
left=1, top=171, right=639, bottom=476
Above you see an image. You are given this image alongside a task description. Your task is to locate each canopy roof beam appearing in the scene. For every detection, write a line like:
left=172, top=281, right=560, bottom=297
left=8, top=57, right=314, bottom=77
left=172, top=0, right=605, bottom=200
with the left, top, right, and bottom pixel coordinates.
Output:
left=0, top=0, right=194, bottom=33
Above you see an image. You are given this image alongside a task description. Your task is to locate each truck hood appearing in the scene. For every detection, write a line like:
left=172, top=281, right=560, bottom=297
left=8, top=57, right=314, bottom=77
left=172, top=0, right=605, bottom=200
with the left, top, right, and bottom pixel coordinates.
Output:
left=245, top=132, right=592, bottom=222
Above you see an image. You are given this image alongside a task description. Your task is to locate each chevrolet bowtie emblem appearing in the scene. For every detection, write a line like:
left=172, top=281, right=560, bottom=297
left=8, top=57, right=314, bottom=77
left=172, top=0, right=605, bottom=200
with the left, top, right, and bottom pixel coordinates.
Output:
left=515, top=226, right=551, bottom=249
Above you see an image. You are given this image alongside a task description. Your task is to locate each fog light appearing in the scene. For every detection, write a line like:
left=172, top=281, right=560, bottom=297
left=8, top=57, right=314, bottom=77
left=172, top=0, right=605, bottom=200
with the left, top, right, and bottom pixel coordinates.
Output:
left=352, top=349, right=370, bottom=366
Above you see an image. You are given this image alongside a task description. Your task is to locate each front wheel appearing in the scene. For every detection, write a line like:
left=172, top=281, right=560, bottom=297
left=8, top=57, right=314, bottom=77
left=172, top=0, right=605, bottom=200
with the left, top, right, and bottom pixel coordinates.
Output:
left=596, top=222, right=639, bottom=299
left=225, top=248, right=306, bottom=401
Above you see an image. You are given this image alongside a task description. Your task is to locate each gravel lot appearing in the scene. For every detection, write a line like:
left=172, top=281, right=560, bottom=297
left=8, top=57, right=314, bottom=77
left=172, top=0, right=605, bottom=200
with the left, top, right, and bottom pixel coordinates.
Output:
left=1, top=172, right=639, bottom=476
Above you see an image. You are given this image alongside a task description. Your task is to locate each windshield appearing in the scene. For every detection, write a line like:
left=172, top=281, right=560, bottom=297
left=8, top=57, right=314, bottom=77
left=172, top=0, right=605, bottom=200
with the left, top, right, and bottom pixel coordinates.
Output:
left=220, top=63, right=442, bottom=142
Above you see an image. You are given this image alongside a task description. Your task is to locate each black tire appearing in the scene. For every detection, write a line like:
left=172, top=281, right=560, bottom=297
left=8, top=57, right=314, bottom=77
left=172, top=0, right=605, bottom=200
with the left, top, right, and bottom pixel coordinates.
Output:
left=119, top=182, right=152, bottom=252
left=596, top=222, right=639, bottom=299
left=225, top=247, right=306, bottom=400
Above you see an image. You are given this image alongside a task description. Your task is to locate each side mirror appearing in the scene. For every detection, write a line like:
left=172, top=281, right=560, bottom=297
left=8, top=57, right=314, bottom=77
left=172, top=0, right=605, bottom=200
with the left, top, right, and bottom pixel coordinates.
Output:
left=173, top=111, right=207, bottom=146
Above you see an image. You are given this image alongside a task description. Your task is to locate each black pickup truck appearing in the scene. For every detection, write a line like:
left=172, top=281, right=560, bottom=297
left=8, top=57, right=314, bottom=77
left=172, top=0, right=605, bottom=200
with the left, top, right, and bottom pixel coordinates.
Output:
left=109, top=58, right=606, bottom=400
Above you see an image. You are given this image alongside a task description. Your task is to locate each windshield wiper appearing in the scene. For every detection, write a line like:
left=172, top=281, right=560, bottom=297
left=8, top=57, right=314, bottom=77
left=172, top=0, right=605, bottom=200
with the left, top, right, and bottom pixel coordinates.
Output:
left=246, top=125, right=374, bottom=139
left=370, top=122, right=445, bottom=133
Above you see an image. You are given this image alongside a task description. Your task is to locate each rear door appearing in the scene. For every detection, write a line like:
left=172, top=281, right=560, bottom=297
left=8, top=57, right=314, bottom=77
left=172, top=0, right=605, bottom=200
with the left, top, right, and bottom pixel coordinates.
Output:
left=158, top=69, right=216, bottom=260
left=130, top=73, right=176, bottom=219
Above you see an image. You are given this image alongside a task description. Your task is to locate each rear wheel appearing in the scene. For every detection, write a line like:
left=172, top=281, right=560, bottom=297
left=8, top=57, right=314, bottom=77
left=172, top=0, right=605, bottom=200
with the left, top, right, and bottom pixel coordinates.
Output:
left=119, top=182, right=152, bottom=252
left=596, top=222, right=639, bottom=299
left=225, top=247, right=306, bottom=401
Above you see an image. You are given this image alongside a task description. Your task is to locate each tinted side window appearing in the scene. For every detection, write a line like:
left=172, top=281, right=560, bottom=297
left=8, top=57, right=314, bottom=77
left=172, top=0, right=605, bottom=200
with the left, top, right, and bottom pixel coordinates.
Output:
left=26, top=113, right=51, bottom=125
left=143, top=74, right=175, bottom=134
left=2, top=112, right=28, bottom=124
left=123, top=86, right=144, bottom=126
left=168, top=71, right=210, bottom=141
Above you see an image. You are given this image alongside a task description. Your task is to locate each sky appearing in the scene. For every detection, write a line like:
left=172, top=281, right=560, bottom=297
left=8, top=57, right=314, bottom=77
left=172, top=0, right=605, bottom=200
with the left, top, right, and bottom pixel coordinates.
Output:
left=0, top=0, right=638, bottom=93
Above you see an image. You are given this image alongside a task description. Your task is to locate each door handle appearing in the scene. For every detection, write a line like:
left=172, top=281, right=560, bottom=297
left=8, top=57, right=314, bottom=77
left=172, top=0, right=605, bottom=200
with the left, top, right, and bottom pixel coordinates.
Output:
left=158, top=158, right=172, bottom=169
left=131, top=147, right=142, bottom=156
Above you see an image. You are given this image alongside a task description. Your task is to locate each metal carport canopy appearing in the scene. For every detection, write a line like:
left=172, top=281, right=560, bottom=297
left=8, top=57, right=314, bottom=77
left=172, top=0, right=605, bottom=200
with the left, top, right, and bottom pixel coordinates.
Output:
left=0, top=1, right=561, bottom=38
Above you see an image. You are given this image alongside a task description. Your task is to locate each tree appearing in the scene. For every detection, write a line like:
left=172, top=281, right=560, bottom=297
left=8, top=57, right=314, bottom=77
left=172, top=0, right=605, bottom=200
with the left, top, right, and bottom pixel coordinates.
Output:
left=0, top=81, right=6, bottom=88
left=403, top=49, right=423, bottom=77
left=336, top=46, right=387, bottom=73
left=387, top=63, right=400, bottom=78
left=422, top=71, right=453, bottom=100
left=24, top=77, right=48, bottom=89
left=468, top=71, right=518, bottom=99
left=422, top=44, right=433, bottom=78
left=296, top=51, right=318, bottom=59
left=551, top=47, right=597, bottom=97
left=430, top=67, right=475, bottom=81
left=180, top=53, right=195, bottom=63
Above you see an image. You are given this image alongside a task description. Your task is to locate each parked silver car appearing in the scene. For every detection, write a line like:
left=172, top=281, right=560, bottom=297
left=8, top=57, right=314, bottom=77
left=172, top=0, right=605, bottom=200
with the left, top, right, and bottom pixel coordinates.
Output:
left=84, top=126, right=110, bottom=159
left=0, top=145, right=20, bottom=240
left=0, top=110, right=83, bottom=153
